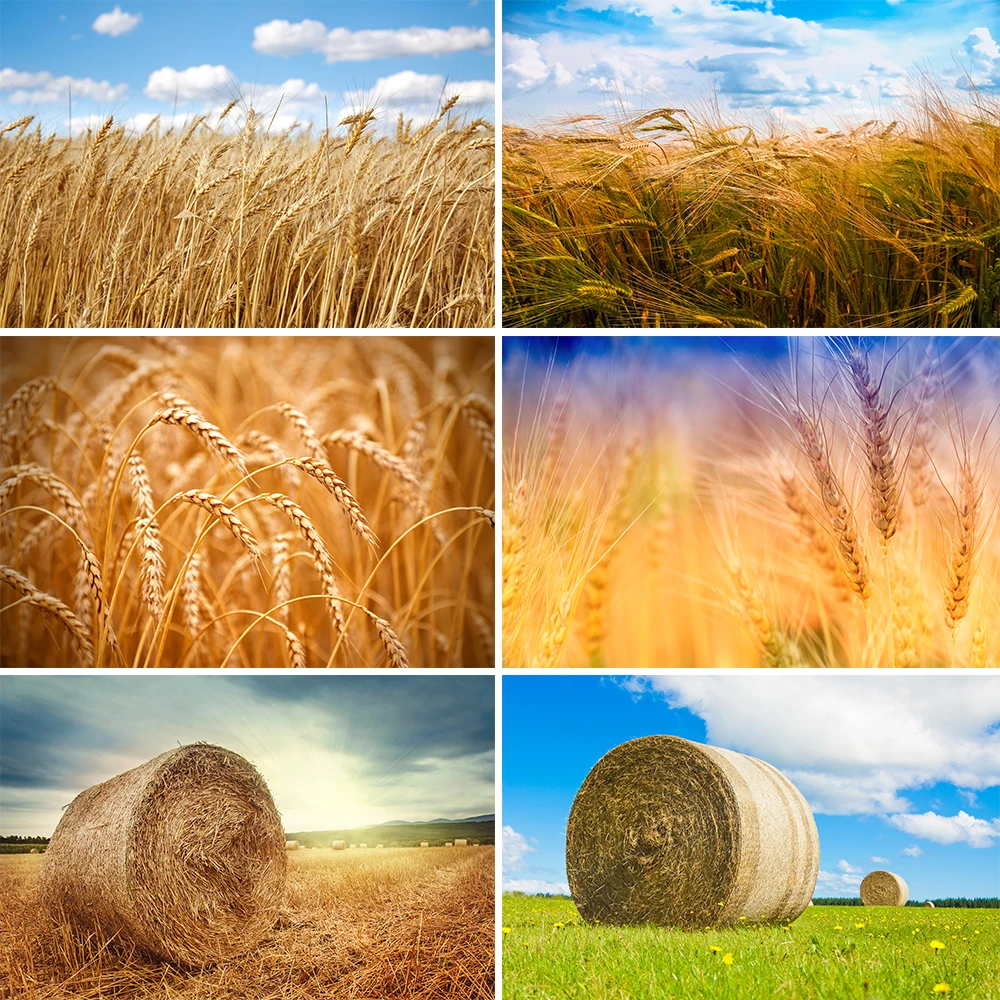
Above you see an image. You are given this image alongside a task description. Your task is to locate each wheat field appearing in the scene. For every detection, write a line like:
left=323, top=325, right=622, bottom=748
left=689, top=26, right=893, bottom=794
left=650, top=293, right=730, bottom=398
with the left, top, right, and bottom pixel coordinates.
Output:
left=502, top=336, right=998, bottom=669
left=0, top=845, right=494, bottom=1000
left=502, top=93, right=1000, bottom=328
left=0, top=107, right=494, bottom=328
left=1, top=336, right=494, bottom=668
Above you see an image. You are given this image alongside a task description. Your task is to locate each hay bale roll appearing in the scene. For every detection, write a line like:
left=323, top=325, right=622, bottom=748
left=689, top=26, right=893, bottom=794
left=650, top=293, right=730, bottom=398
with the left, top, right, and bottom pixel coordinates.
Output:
left=922, top=901, right=935, bottom=908
left=331, top=840, right=347, bottom=850
left=360, top=843, right=368, bottom=848
left=860, top=870, right=908, bottom=906
left=454, top=838, right=469, bottom=847
left=40, top=743, right=286, bottom=967
left=445, top=842, right=454, bottom=847
left=420, top=841, right=429, bottom=848
left=285, top=840, right=300, bottom=851
left=566, top=735, right=819, bottom=929
left=29, top=848, right=39, bottom=854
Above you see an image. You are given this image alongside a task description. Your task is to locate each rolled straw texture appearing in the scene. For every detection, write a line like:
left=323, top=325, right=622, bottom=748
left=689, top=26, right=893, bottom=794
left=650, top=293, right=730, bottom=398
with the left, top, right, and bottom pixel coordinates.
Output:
left=566, top=735, right=819, bottom=929
left=40, top=743, right=286, bottom=967
left=860, top=870, right=908, bottom=906
left=285, top=840, right=301, bottom=851
left=331, top=840, right=347, bottom=850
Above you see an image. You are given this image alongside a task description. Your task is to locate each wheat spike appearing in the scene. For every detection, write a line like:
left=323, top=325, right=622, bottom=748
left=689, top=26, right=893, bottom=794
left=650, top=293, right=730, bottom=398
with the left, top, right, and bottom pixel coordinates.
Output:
left=171, top=490, right=262, bottom=561
left=944, top=459, right=980, bottom=629
left=127, top=455, right=165, bottom=621
left=287, top=457, right=378, bottom=551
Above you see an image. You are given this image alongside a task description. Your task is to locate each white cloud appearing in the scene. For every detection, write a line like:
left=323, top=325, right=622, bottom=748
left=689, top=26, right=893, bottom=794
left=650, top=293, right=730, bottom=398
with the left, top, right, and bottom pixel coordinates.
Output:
left=0, top=68, right=127, bottom=103
left=959, top=27, right=1000, bottom=92
left=252, top=20, right=492, bottom=63
left=368, top=70, right=494, bottom=107
left=145, top=65, right=233, bottom=102
left=886, top=811, right=1000, bottom=849
left=815, top=869, right=863, bottom=894
left=503, top=33, right=573, bottom=92
left=643, top=676, right=1000, bottom=815
left=871, top=856, right=890, bottom=864
left=502, top=825, right=536, bottom=871
left=92, top=6, right=141, bottom=37
left=504, top=879, right=571, bottom=895
left=837, top=859, right=864, bottom=874
left=958, top=790, right=979, bottom=808
left=901, top=845, right=924, bottom=858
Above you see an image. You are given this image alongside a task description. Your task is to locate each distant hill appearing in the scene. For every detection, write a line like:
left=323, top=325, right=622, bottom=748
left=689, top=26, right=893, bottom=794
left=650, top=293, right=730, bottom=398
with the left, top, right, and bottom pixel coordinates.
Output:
left=288, top=818, right=494, bottom=848
left=381, top=814, right=495, bottom=826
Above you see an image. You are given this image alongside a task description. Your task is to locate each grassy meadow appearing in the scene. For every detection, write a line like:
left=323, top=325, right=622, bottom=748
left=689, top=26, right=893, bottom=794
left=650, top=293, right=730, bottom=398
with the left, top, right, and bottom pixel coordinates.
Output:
left=502, top=95, right=1000, bottom=328
left=0, top=845, right=494, bottom=1000
left=1, top=336, right=494, bottom=668
left=502, top=337, right=998, bottom=669
left=502, top=894, right=1000, bottom=1000
left=0, top=107, right=494, bottom=328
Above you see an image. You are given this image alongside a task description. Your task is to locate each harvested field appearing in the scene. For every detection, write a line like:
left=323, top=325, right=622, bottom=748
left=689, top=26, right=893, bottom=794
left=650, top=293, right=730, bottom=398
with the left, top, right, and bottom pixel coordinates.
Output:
left=1, top=336, right=494, bottom=668
left=1, top=845, right=494, bottom=999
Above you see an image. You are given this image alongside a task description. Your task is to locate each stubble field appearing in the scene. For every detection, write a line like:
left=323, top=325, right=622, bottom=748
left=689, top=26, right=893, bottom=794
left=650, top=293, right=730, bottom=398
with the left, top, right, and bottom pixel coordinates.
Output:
left=1, top=846, right=495, bottom=1000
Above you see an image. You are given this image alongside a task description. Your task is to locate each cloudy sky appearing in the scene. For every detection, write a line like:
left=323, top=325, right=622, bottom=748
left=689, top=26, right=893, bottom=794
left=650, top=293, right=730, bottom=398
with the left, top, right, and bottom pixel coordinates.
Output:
left=503, top=0, right=1000, bottom=125
left=0, top=675, right=494, bottom=836
left=503, top=675, right=1000, bottom=899
left=1, top=0, right=494, bottom=134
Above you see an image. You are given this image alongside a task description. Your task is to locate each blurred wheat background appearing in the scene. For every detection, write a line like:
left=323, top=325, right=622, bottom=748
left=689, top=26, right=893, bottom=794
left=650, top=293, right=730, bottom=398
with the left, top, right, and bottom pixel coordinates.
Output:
left=502, top=336, right=998, bottom=669
left=1, top=336, right=494, bottom=668
left=502, top=92, right=1000, bottom=328
left=0, top=106, right=494, bottom=328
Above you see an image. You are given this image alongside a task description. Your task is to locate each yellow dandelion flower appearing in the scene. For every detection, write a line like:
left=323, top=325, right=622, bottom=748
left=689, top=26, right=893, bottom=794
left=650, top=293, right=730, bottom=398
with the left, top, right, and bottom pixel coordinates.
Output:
left=502, top=927, right=511, bottom=934
left=710, top=946, right=722, bottom=954
left=933, top=985, right=950, bottom=994
left=723, top=953, right=734, bottom=965
left=855, top=922, right=865, bottom=929
left=834, top=925, right=843, bottom=931
left=929, top=940, right=946, bottom=951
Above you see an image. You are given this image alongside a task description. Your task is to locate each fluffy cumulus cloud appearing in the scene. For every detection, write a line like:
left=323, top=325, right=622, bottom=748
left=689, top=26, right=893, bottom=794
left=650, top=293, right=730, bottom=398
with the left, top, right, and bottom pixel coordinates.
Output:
left=641, top=676, right=1000, bottom=816
left=902, top=845, right=924, bottom=859
left=91, top=5, right=141, bottom=37
left=503, top=33, right=573, bottom=92
left=0, top=68, right=127, bottom=103
left=504, top=878, right=571, bottom=895
left=886, top=811, right=1000, bottom=848
left=959, top=27, right=1000, bottom=91
left=253, top=19, right=492, bottom=63
left=871, top=856, right=890, bottom=864
left=838, top=859, right=864, bottom=874
left=816, top=869, right=863, bottom=894
left=502, top=826, right=536, bottom=871
left=369, top=70, right=494, bottom=107
left=145, top=64, right=233, bottom=102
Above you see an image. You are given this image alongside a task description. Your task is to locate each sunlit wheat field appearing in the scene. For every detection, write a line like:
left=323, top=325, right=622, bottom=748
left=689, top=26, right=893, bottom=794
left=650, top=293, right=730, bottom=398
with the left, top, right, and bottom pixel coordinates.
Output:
left=1, top=336, right=494, bottom=668
left=1, top=846, right=494, bottom=1000
left=502, top=336, right=998, bottom=669
left=502, top=893, right=1000, bottom=1000
left=502, top=94, right=1000, bottom=328
left=0, top=107, right=494, bottom=328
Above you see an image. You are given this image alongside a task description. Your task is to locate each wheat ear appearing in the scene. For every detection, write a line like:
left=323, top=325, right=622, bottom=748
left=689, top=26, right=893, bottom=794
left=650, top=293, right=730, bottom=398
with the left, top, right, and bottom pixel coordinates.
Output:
left=287, top=457, right=378, bottom=550
left=127, top=455, right=166, bottom=621
left=170, top=490, right=262, bottom=561
left=502, top=480, right=527, bottom=610
left=944, top=459, right=980, bottom=629
left=151, top=401, right=249, bottom=478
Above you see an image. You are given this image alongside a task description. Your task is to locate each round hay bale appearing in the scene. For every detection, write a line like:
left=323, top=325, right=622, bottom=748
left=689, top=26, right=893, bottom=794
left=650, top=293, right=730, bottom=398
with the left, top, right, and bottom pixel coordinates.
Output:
left=285, top=840, right=300, bottom=851
left=566, top=735, right=819, bottom=929
left=420, top=841, right=429, bottom=848
left=922, top=901, right=935, bottom=908
left=454, top=838, right=469, bottom=847
left=40, top=743, right=286, bottom=967
left=375, top=844, right=384, bottom=849
left=349, top=843, right=356, bottom=848
left=445, top=842, right=454, bottom=847
left=860, top=870, right=908, bottom=907
left=360, top=843, right=368, bottom=848
left=331, top=840, right=347, bottom=850
left=29, top=848, right=39, bottom=854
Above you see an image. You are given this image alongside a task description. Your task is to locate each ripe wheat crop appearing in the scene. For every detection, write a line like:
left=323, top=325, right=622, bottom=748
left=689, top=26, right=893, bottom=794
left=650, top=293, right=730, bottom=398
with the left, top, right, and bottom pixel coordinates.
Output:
left=1, top=336, right=494, bottom=668
left=502, top=92, right=1000, bottom=328
left=0, top=107, right=494, bottom=328
left=502, top=336, right=998, bottom=669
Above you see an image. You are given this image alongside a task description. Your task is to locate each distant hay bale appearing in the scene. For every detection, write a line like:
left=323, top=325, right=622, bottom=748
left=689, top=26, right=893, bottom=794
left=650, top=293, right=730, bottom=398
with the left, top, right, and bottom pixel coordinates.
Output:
left=445, top=842, right=454, bottom=847
left=285, top=840, right=300, bottom=851
left=360, top=843, right=368, bottom=848
left=454, top=838, right=469, bottom=847
left=29, top=848, right=39, bottom=854
left=566, top=735, right=819, bottom=929
left=375, top=844, right=384, bottom=849
left=860, top=870, right=908, bottom=907
left=420, top=841, right=429, bottom=848
left=349, top=843, right=356, bottom=848
left=922, top=901, right=936, bottom=908
left=39, top=743, right=286, bottom=967
left=331, top=840, right=347, bottom=850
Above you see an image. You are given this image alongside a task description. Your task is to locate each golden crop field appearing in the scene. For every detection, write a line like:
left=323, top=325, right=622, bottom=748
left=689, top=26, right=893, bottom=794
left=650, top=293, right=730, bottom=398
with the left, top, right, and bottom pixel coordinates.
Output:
left=502, top=336, right=998, bottom=669
left=0, top=845, right=494, bottom=1000
left=502, top=94, right=1000, bottom=328
left=1, top=335, right=494, bottom=668
left=0, top=108, right=494, bottom=328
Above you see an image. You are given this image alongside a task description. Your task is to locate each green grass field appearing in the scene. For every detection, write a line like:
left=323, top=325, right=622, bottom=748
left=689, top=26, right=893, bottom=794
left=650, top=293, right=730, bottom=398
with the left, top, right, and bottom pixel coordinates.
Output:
left=502, top=894, right=1000, bottom=1000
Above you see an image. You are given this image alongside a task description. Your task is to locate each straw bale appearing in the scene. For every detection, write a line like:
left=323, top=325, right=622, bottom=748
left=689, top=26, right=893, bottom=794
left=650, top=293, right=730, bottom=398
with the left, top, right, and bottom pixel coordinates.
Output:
left=331, top=840, right=347, bottom=850
left=860, top=870, right=908, bottom=906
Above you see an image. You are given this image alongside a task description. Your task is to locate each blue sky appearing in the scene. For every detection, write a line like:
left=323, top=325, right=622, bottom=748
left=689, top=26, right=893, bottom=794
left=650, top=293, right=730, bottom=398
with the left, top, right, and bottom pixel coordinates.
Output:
left=0, top=675, right=495, bottom=835
left=502, top=675, right=1000, bottom=901
left=503, top=0, right=1000, bottom=125
left=1, top=1, right=494, bottom=134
